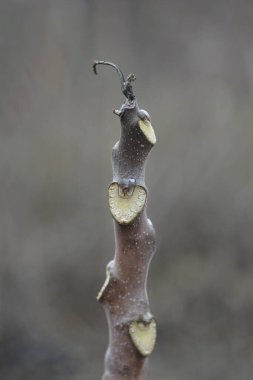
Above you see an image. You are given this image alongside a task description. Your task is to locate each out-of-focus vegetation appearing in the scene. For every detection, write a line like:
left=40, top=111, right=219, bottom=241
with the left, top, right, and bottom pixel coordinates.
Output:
left=1, top=1, right=253, bottom=379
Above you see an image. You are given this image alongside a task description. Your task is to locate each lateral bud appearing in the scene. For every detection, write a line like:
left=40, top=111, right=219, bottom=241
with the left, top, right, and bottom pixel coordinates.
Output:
left=138, top=119, right=156, bottom=145
left=97, top=260, right=114, bottom=301
left=129, top=313, right=157, bottom=357
left=108, top=182, right=147, bottom=225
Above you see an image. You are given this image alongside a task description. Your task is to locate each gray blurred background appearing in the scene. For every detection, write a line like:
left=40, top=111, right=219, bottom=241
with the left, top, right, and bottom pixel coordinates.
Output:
left=1, top=1, right=253, bottom=379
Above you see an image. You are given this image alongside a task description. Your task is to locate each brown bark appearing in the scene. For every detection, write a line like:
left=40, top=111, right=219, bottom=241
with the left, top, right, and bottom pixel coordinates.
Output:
left=94, top=61, right=156, bottom=380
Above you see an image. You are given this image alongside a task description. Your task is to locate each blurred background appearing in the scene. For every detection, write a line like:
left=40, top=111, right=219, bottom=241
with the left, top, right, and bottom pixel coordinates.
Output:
left=1, top=1, right=253, bottom=379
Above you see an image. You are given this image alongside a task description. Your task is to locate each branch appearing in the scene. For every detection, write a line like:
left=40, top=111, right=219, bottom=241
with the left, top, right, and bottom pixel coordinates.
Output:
left=93, top=60, right=157, bottom=380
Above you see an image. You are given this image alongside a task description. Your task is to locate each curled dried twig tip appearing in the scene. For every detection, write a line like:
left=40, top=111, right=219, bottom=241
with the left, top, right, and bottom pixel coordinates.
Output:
left=93, top=60, right=99, bottom=75
left=92, top=60, right=136, bottom=100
